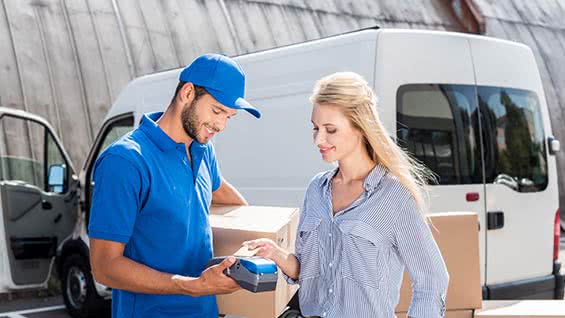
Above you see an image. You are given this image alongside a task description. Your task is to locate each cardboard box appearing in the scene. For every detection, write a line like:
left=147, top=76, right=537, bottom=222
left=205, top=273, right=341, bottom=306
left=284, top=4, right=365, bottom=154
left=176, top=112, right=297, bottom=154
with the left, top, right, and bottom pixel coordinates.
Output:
left=210, top=205, right=299, bottom=318
left=395, top=212, right=482, bottom=312
left=475, top=300, right=565, bottom=317
left=396, top=309, right=473, bottom=318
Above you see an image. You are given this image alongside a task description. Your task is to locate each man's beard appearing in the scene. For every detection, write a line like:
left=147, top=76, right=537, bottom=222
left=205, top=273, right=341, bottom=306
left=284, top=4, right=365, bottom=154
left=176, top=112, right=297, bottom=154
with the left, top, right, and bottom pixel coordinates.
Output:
left=181, top=99, right=203, bottom=143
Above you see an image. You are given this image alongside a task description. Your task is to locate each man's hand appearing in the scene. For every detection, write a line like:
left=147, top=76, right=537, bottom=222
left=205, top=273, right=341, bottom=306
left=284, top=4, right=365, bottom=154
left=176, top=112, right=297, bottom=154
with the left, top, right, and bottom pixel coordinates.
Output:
left=173, top=256, right=241, bottom=297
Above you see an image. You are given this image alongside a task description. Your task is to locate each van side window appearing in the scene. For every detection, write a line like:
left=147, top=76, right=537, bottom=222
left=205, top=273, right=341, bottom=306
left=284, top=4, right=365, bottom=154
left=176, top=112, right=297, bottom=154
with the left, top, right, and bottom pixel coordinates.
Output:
left=98, top=120, right=134, bottom=153
left=478, top=87, right=548, bottom=192
left=0, top=115, right=46, bottom=188
left=396, top=84, right=482, bottom=185
left=46, top=132, right=69, bottom=193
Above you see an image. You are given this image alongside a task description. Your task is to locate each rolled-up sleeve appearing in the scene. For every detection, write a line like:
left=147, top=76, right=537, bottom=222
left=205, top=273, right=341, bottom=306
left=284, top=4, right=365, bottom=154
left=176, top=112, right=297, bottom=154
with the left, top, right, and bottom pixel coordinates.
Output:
left=394, top=198, right=449, bottom=318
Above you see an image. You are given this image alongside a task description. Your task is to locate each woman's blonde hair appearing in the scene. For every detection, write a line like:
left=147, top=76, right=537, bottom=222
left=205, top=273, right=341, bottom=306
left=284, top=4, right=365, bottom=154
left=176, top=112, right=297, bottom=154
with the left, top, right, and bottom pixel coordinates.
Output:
left=310, top=72, right=435, bottom=211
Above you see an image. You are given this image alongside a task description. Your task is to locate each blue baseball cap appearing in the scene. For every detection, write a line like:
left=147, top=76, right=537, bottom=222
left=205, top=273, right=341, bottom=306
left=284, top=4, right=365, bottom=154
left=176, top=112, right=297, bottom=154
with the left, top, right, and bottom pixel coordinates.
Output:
left=179, top=54, right=261, bottom=119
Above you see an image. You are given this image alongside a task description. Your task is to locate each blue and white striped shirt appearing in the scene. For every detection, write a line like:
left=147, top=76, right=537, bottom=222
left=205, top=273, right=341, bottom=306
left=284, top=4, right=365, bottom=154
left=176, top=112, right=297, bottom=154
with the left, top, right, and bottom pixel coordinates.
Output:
left=285, top=164, right=449, bottom=318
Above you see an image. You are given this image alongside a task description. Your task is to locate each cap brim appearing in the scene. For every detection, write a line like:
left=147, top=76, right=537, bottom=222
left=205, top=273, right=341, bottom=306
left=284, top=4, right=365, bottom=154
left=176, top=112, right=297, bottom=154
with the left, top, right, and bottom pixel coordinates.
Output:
left=206, top=87, right=261, bottom=119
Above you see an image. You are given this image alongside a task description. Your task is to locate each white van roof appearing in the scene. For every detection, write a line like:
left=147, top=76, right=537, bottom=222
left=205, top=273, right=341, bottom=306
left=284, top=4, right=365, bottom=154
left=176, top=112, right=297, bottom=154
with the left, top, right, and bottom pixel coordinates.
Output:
left=105, top=28, right=533, bottom=124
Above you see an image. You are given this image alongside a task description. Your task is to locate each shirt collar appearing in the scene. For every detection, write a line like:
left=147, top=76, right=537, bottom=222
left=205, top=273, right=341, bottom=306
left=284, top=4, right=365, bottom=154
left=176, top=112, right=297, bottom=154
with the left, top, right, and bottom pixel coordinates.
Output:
left=140, top=112, right=210, bottom=154
left=321, top=163, right=388, bottom=194
left=363, top=164, right=388, bottom=192
left=139, top=112, right=179, bottom=152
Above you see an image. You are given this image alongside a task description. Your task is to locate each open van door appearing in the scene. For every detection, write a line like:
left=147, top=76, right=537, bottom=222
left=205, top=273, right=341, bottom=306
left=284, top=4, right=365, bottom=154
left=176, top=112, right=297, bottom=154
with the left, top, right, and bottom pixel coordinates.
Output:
left=0, top=107, right=77, bottom=289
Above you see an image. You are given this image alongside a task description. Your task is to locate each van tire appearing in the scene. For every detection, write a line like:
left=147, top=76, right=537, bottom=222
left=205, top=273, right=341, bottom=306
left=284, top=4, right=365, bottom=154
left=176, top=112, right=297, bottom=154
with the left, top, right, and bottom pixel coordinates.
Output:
left=62, top=255, right=110, bottom=318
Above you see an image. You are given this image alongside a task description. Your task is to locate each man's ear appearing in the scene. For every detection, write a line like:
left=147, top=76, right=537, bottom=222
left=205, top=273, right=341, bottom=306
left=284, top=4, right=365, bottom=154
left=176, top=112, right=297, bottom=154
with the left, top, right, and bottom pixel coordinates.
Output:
left=179, top=82, right=195, bottom=103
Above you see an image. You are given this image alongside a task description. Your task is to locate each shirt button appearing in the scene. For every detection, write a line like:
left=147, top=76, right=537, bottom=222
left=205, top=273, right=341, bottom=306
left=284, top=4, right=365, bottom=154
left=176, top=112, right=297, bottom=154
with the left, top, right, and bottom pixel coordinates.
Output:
left=329, top=262, right=332, bottom=267
left=329, top=288, right=333, bottom=293
left=329, top=233, right=332, bottom=237
left=322, top=312, right=327, bottom=317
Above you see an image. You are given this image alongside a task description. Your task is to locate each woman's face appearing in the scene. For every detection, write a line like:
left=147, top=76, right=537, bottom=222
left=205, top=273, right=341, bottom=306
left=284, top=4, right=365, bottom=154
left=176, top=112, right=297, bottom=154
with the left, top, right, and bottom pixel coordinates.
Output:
left=311, top=103, right=364, bottom=162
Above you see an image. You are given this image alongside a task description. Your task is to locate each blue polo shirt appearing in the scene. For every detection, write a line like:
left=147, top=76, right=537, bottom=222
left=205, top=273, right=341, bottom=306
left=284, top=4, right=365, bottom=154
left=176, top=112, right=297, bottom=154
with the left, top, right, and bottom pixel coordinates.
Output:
left=88, top=112, right=221, bottom=318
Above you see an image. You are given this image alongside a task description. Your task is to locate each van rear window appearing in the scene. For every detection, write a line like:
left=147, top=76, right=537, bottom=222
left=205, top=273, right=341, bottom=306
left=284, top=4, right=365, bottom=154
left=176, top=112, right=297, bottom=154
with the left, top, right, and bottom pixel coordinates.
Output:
left=478, top=86, right=547, bottom=192
left=397, top=84, right=548, bottom=192
left=397, top=84, right=482, bottom=185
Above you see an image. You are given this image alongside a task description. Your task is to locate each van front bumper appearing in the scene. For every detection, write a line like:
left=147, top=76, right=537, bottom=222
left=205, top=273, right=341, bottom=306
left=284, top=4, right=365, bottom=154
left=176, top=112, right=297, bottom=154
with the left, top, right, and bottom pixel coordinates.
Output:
left=483, top=260, right=565, bottom=299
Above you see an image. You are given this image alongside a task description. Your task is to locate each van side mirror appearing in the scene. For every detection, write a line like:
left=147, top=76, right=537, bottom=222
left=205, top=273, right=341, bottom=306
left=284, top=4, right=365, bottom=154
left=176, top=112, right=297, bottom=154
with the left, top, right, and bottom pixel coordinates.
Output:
left=48, top=164, right=66, bottom=193
left=548, top=136, right=560, bottom=155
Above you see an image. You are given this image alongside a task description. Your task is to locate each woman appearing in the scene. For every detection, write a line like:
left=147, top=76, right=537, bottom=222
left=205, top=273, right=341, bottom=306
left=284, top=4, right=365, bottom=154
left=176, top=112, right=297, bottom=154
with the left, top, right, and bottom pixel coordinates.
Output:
left=244, top=72, right=449, bottom=318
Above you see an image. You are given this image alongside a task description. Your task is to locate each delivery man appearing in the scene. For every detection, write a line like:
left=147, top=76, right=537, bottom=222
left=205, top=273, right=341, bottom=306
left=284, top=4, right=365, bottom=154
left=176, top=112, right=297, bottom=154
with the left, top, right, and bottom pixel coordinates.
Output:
left=88, top=53, right=261, bottom=318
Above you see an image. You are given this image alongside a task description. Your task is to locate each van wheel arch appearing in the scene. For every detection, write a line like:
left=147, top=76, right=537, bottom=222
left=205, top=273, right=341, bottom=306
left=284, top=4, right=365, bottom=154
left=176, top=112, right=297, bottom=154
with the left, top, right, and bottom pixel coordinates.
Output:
left=58, top=239, right=90, bottom=278
left=59, top=240, right=109, bottom=318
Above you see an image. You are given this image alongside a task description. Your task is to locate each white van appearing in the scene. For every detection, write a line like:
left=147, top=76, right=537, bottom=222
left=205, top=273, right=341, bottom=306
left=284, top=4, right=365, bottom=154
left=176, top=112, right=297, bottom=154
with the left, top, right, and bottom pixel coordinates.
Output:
left=0, top=28, right=562, bottom=317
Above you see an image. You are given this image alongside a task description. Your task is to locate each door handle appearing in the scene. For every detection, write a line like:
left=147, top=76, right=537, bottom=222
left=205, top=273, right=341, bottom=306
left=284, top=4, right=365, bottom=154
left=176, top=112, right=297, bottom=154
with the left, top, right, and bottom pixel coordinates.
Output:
left=487, top=211, right=504, bottom=230
left=53, top=213, right=62, bottom=223
left=41, top=200, right=53, bottom=210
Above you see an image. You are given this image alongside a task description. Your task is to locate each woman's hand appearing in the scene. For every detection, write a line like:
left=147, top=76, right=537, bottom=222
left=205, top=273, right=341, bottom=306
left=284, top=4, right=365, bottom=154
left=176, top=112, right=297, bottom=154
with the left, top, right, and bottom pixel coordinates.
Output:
left=242, top=239, right=285, bottom=263
left=242, top=239, right=300, bottom=281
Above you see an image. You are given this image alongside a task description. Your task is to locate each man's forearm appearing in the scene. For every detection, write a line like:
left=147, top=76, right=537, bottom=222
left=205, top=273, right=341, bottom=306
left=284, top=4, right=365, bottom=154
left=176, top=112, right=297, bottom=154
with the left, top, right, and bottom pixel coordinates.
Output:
left=217, top=188, right=247, bottom=205
left=92, top=256, right=197, bottom=296
left=212, top=179, right=248, bottom=205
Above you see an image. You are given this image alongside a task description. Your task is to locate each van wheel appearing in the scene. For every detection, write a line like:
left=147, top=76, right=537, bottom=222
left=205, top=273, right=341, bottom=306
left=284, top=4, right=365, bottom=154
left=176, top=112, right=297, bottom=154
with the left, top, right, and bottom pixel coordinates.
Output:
left=62, top=255, right=110, bottom=318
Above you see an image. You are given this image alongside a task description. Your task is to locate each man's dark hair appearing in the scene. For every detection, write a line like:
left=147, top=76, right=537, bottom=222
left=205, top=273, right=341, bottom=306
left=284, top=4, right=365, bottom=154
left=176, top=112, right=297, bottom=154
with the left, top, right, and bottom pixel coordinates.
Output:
left=171, top=81, right=208, bottom=104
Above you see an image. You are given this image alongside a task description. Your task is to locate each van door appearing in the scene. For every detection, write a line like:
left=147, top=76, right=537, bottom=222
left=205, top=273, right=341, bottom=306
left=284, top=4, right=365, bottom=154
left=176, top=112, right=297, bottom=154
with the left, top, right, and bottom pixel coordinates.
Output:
left=0, top=112, right=77, bottom=287
left=479, top=86, right=553, bottom=288
left=468, top=38, right=558, bottom=293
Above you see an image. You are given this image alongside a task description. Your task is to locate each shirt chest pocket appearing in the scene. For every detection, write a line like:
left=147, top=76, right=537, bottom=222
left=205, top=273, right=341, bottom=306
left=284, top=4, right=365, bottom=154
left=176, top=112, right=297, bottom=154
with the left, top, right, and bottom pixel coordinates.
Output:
left=339, top=220, right=386, bottom=289
left=297, top=217, right=322, bottom=281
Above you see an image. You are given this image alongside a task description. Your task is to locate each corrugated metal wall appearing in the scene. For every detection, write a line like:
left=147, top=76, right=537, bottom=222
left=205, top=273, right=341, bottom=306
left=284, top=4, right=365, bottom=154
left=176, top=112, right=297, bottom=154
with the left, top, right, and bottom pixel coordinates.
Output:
left=0, top=0, right=462, bottom=168
left=3, top=0, right=564, bottom=218
left=472, top=0, right=565, bottom=218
